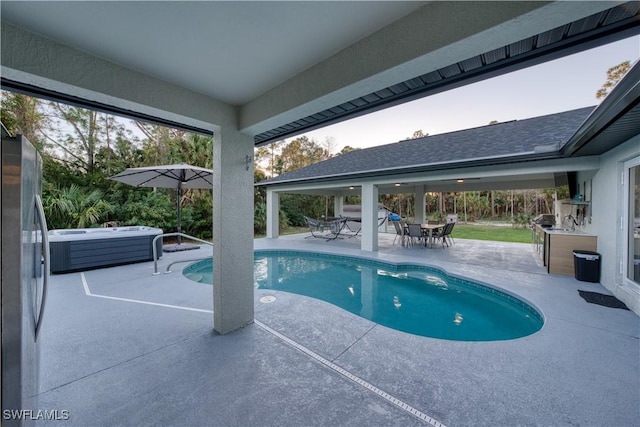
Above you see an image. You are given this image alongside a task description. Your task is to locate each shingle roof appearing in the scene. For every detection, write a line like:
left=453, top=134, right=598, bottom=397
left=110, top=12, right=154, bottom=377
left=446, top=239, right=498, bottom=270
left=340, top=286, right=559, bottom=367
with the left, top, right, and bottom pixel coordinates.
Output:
left=259, top=106, right=595, bottom=185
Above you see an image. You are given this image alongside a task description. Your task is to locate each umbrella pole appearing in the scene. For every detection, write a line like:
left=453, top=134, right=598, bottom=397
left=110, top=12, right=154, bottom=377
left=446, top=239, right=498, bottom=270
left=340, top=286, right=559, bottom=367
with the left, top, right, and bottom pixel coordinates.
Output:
left=177, top=186, right=182, bottom=245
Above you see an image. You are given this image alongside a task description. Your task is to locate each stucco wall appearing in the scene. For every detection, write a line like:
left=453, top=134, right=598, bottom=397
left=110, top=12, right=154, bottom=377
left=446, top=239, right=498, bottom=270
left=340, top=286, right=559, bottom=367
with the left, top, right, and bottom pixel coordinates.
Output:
left=590, top=134, right=640, bottom=314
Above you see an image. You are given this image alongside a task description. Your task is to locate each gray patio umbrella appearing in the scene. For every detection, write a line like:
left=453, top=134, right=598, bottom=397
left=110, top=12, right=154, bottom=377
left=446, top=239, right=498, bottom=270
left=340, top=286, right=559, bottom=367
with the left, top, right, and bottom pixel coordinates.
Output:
left=110, top=163, right=213, bottom=247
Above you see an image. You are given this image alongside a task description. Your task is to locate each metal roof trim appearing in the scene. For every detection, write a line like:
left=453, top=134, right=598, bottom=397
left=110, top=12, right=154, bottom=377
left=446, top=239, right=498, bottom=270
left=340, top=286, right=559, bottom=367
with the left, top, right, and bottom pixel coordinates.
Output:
left=561, top=59, right=640, bottom=156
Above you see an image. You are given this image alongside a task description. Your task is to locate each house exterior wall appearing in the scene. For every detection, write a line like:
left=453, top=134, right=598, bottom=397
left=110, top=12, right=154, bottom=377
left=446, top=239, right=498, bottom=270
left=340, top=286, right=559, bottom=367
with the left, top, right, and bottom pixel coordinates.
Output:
left=589, top=134, right=640, bottom=314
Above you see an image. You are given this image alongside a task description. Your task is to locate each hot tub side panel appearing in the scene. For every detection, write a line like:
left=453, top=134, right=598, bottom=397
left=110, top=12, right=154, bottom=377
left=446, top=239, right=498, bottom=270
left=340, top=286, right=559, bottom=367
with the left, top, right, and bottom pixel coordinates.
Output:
left=50, top=235, right=161, bottom=273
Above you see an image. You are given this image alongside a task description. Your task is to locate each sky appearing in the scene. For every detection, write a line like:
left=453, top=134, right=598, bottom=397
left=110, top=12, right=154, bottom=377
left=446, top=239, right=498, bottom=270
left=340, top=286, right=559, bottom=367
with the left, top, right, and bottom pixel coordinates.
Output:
left=289, top=35, right=640, bottom=152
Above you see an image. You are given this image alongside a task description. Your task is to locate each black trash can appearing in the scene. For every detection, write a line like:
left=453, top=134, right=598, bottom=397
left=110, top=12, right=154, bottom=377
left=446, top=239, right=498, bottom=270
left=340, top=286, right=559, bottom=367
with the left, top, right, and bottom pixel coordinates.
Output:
left=573, top=250, right=601, bottom=283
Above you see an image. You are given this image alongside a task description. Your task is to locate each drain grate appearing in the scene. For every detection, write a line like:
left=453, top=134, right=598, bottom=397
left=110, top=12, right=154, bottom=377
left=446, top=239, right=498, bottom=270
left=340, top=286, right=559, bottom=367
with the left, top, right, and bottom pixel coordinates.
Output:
left=259, top=295, right=277, bottom=303
left=255, top=319, right=446, bottom=427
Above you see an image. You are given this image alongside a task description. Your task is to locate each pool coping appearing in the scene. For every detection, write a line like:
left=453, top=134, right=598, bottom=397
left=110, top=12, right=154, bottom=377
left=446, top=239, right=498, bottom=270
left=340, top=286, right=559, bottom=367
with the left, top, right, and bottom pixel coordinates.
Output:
left=184, top=248, right=546, bottom=339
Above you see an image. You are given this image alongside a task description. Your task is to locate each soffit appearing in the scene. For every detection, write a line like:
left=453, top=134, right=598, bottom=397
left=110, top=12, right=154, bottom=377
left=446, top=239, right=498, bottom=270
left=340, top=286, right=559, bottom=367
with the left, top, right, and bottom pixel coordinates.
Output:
left=0, top=1, right=426, bottom=105
left=1, top=1, right=639, bottom=146
left=254, top=2, right=640, bottom=145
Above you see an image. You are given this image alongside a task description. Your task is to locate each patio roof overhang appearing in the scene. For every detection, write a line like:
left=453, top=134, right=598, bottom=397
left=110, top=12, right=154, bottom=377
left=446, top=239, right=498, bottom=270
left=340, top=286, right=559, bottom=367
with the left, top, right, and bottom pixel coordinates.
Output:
left=258, top=60, right=640, bottom=197
left=1, top=2, right=638, bottom=145
left=260, top=156, right=601, bottom=196
left=251, top=2, right=640, bottom=146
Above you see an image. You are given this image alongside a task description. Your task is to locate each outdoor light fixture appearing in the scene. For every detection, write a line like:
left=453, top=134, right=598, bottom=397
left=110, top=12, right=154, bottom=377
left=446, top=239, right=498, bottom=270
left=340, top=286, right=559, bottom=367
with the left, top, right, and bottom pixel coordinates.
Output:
left=349, top=186, right=355, bottom=190
left=440, top=178, right=479, bottom=183
left=245, top=154, right=253, bottom=171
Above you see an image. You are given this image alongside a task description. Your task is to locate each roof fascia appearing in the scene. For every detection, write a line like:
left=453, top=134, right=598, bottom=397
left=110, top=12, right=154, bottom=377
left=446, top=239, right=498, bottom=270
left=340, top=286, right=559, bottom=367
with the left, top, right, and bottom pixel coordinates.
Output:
left=257, top=149, right=567, bottom=187
left=561, top=60, right=640, bottom=156
left=261, top=156, right=601, bottom=193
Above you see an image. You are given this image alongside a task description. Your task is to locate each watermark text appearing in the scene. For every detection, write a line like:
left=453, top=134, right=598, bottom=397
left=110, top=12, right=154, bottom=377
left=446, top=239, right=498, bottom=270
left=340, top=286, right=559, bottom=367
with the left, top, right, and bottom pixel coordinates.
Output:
left=3, top=409, right=70, bottom=421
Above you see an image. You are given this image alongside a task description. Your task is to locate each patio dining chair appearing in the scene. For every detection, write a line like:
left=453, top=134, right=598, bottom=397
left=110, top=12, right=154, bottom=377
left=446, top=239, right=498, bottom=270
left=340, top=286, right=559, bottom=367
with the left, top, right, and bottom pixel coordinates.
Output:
left=391, top=220, right=407, bottom=245
left=444, top=222, right=455, bottom=245
left=431, top=223, right=450, bottom=248
left=406, top=223, right=424, bottom=247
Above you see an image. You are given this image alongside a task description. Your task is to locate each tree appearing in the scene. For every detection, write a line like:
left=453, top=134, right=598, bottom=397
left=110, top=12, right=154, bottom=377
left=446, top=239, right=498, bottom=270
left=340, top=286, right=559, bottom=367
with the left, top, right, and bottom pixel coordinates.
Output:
left=137, top=122, right=182, bottom=166
left=337, top=145, right=358, bottom=155
left=409, top=130, right=427, bottom=139
left=43, top=184, right=114, bottom=229
left=320, top=136, right=338, bottom=159
left=0, top=91, right=47, bottom=146
left=48, top=104, right=104, bottom=174
left=254, top=139, right=284, bottom=177
left=596, top=60, right=631, bottom=99
left=276, top=136, right=327, bottom=173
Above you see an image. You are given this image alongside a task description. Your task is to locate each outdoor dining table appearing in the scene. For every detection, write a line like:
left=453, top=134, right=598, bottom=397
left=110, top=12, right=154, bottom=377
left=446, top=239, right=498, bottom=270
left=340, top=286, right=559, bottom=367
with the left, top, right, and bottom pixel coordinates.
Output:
left=402, top=223, right=445, bottom=248
left=421, top=223, right=445, bottom=248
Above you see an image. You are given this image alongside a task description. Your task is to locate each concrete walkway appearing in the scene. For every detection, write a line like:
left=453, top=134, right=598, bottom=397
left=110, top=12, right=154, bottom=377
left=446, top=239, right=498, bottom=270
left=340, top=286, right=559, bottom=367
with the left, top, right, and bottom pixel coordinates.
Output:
left=37, top=234, right=639, bottom=426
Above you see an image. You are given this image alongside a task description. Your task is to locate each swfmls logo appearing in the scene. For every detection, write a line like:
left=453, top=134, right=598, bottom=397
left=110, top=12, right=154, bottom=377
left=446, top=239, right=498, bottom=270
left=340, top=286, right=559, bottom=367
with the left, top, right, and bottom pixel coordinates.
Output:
left=2, top=409, right=70, bottom=421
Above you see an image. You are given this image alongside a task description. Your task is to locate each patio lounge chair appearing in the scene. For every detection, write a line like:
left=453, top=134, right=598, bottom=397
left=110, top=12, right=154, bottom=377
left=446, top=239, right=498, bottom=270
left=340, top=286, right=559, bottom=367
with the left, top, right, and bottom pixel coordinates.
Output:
left=343, top=216, right=388, bottom=238
left=343, top=217, right=362, bottom=237
left=303, top=216, right=349, bottom=241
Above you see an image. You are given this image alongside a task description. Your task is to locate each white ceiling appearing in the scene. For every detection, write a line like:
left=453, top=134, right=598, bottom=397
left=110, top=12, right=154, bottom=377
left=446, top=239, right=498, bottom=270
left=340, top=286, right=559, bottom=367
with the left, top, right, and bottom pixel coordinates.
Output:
left=0, top=1, right=426, bottom=105
left=2, top=1, right=633, bottom=142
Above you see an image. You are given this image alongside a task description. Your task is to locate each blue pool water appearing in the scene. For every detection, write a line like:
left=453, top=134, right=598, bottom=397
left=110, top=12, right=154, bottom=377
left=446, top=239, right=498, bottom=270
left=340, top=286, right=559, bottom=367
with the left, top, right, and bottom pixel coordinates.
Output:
left=183, top=251, right=543, bottom=341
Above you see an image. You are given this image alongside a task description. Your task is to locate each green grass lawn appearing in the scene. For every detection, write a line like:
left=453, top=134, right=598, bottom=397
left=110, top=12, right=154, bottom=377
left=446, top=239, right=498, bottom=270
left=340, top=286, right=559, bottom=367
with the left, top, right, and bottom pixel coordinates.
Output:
left=448, top=224, right=531, bottom=243
left=259, top=223, right=531, bottom=243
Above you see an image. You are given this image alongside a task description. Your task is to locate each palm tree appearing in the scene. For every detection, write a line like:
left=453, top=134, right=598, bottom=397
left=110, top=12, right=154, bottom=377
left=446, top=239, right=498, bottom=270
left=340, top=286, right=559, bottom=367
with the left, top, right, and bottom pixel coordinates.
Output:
left=43, top=184, right=115, bottom=229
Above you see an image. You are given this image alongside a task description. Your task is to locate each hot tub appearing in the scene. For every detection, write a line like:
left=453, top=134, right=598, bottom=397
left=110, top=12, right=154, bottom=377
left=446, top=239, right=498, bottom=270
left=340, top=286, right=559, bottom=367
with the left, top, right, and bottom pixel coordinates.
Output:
left=49, top=226, right=163, bottom=273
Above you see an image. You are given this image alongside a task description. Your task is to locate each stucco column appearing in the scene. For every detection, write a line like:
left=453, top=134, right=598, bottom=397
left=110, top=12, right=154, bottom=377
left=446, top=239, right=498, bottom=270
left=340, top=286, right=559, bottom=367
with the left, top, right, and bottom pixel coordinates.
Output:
left=334, top=193, right=344, bottom=218
left=414, top=185, right=426, bottom=224
left=266, top=189, right=279, bottom=238
left=213, top=128, right=254, bottom=334
left=361, top=183, right=379, bottom=251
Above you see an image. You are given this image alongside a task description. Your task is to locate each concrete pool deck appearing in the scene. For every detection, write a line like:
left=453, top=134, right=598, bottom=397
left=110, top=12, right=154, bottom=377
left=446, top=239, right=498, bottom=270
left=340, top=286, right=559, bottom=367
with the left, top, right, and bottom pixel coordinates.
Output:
left=37, top=233, right=639, bottom=426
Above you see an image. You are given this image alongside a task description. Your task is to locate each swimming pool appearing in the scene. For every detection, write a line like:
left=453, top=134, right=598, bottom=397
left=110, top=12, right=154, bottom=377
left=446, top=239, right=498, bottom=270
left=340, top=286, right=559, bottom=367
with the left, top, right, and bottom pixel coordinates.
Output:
left=183, top=251, right=543, bottom=341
